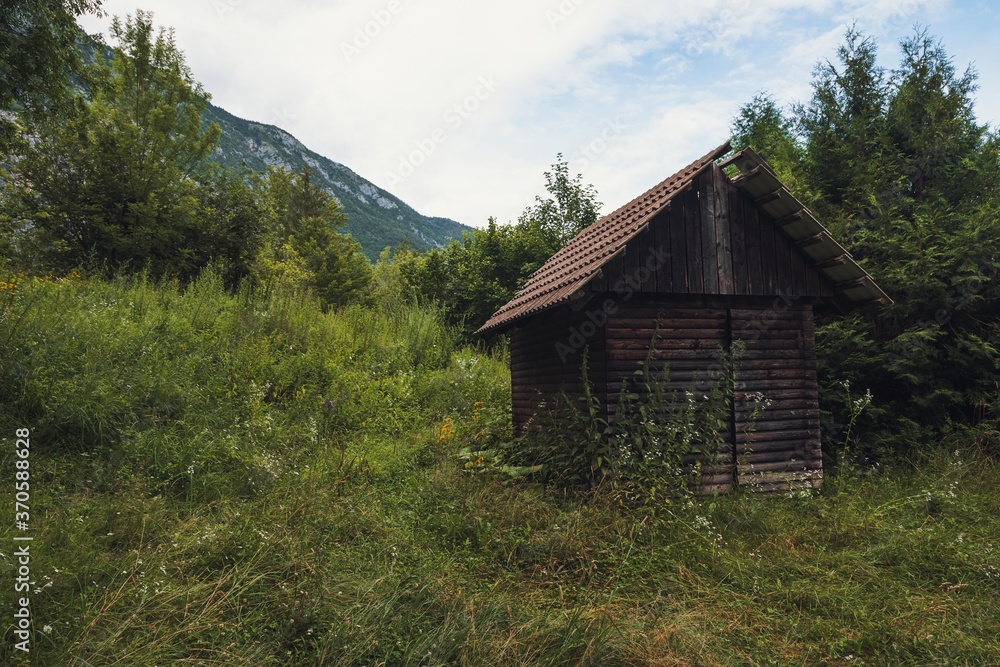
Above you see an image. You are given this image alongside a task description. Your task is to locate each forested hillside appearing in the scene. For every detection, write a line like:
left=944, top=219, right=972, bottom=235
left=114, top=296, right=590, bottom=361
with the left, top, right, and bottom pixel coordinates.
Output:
left=204, top=103, right=470, bottom=261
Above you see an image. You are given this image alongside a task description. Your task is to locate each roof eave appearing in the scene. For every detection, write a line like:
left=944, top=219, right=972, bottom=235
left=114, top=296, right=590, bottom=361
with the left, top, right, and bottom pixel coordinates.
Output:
left=723, top=147, right=893, bottom=308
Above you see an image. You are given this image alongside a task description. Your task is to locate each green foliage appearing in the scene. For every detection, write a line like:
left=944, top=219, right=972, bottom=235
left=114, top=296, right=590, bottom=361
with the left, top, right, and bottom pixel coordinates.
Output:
left=1, top=11, right=264, bottom=281
left=730, top=92, right=807, bottom=195
left=256, top=166, right=373, bottom=308
left=0, top=269, right=464, bottom=495
left=520, top=152, right=602, bottom=247
left=733, top=26, right=1000, bottom=461
left=0, top=0, right=103, bottom=146
left=797, top=25, right=895, bottom=220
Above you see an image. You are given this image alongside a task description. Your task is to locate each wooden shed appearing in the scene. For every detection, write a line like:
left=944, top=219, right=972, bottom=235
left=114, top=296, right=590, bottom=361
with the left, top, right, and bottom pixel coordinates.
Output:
left=477, top=142, right=889, bottom=493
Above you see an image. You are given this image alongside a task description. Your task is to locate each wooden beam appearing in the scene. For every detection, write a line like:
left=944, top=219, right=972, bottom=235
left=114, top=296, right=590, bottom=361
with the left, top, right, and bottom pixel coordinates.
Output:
left=774, top=210, right=806, bottom=228
left=834, top=277, right=868, bottom=291
left=754, top=189, right=784, bottom=206
left=715, top=151, right=749, bottom=170
left=815, top=255, right=849, bottom=270
left=795, top=233, right=828, bottom=249
left=730, top=164, right=763, bottom=186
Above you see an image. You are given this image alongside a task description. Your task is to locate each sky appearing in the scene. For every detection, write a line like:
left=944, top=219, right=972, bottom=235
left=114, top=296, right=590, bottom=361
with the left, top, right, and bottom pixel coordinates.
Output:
left=79, top=0, right=1000, bottom=229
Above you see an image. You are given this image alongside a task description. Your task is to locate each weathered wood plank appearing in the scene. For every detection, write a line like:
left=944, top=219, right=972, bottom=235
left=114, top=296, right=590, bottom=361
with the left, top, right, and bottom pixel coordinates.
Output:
left=758, top=212, right=778, bottom=295
left=682, top=187, right=705, bottom=294
left=697, top=170, right=715, bottom=294
left=611, top=306, right=729, bottom=318
left=774, top=219, right=793, bottom=295
left=670, top=192, right=689, bottom=293
left=651, top=208, right=672, bottom=293
left=744, top=194, right=764, bottom=295
left=729, top=180, right=749, bottom=296
left=789, top=239, right=808, bottom=296
left=737, top=428, right=819, bottom=444
left=623, top=233, right=641, bottom=292
left=715, top=165, right=735, bottom=295
left=804, top=253, right=821, bottom=296
left=740, top=418, right=821, bottom=432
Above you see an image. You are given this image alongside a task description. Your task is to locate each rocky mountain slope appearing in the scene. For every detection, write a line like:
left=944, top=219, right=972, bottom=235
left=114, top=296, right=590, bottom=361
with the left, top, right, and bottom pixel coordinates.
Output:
left=205, top=104, right=469, bottom=260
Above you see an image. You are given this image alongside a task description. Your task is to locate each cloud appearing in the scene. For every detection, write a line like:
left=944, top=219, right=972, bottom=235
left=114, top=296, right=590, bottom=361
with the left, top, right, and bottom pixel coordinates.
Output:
left=77, top=0, right=993, bottom=227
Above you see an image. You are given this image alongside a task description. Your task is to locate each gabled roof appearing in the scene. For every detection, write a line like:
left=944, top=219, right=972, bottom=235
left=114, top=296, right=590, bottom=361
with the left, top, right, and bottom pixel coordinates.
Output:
left=477, top=142, right=890, bottom=336
left=476, top=142, right=732, bottom=335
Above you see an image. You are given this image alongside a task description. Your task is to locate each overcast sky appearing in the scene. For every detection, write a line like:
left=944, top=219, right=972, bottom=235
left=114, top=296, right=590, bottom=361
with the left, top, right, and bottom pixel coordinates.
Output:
left=79, top=0, right=1000, bottom=229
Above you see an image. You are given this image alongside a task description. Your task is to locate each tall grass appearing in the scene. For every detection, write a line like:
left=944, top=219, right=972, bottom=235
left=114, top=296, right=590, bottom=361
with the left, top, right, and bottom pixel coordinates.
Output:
left=0, top=272, right=997, bottom=665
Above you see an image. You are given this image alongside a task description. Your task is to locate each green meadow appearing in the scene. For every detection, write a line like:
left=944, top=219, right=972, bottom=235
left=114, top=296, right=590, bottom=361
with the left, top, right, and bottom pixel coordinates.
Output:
left=1, top=274, right=996, bottom=666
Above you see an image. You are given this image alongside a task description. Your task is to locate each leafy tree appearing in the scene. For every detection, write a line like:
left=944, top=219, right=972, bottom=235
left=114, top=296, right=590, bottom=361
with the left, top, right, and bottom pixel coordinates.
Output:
left=730, top=92, right=807, bottom=196
left=380, top=156, right=602, bottom=341
left=3, top=11, right=240, bottom=279
left=0, top=0, right=103, bottom=146
left=257, top=166, right=372, bottom=307
left=520, top=153, right=602, bottom=248
left=192, top=169, right=268, bottom=287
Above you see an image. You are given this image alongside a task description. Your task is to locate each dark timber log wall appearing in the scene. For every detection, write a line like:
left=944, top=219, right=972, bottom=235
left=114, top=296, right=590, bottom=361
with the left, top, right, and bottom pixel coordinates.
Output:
left=510, top=305, right=607, bottom=431
left=732, top=305, right=822, bottom=492
left=599, top=297, right=822, bottom=494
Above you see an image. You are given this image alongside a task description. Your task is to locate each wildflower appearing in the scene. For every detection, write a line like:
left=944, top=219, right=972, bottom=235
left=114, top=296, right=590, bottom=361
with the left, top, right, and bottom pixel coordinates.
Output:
left=438, top=417, right=455, bottom=442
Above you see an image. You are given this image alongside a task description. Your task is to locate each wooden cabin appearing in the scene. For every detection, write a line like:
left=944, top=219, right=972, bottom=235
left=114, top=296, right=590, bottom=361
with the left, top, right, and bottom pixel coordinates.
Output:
left=477, top=142, right=890, bottom=493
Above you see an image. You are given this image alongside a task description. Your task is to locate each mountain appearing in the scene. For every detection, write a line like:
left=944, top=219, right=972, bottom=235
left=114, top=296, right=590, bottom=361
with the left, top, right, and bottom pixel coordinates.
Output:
left=204, top=105, right=470, bottom=260
left=75, top=34, right=467, bottom=260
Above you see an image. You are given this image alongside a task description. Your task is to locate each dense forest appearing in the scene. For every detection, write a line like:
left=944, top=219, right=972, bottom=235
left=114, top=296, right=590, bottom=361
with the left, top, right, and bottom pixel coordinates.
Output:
left=1, top=2, right=998, bottom=665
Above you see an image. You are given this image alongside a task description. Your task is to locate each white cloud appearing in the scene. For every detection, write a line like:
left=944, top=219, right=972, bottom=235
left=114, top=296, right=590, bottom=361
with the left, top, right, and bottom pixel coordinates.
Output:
left=78, top=0, right=994, bottom=228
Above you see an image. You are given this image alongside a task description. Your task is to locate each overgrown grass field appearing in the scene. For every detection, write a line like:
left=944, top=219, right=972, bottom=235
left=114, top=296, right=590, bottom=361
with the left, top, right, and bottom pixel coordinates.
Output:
left=1, top=274, right=997, bottom=665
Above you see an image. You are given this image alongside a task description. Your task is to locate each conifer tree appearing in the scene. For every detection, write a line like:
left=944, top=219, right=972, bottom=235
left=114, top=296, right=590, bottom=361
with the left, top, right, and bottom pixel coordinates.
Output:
left=258, top=166, right=372, bottom=307
left=733, top=26, right=1000, bottom=457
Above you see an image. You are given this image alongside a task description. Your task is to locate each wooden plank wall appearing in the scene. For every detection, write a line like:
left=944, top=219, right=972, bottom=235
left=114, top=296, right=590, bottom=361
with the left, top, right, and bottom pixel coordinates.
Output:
left=589, top=164, right=838, bottom=300
left=509, top=305, right=607, bottom=431
left=731, top=305, right=823, bottom=492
